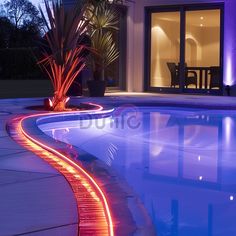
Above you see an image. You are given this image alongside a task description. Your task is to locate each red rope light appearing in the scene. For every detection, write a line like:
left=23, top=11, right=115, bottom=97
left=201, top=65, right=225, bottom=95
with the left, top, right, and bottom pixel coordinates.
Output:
left=8, top=104, right=114, bottom=236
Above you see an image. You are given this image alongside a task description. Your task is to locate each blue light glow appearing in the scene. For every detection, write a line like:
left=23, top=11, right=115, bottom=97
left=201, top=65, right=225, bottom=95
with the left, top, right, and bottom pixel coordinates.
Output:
left=39, top=106, right=236, bottom=236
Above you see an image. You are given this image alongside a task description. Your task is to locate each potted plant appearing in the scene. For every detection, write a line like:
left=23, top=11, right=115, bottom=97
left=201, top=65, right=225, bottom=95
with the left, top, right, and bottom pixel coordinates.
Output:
left=86, top=0, right=119, bottom=97
left=38, top=0, right=89, bottom=111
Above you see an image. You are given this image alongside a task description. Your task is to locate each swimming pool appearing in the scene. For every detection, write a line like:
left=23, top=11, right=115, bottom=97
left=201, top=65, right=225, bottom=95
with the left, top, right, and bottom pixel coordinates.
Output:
left=39, top=105, right=236, bottom=236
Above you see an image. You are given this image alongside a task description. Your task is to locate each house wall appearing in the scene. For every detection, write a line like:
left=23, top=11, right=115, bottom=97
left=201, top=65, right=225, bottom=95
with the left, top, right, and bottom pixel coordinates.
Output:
left=126, top=0, right=236, bottom=95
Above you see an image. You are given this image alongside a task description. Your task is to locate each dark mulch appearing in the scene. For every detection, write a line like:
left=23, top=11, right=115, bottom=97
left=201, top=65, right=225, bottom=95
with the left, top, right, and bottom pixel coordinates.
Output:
left=25, top=103, right=96, bottom=112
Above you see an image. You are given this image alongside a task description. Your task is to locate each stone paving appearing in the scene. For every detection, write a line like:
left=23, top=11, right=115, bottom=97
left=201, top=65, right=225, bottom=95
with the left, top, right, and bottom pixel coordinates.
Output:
left=1, top=93, right=236, bottom=236
left=0, top=98, right=77, bottom=236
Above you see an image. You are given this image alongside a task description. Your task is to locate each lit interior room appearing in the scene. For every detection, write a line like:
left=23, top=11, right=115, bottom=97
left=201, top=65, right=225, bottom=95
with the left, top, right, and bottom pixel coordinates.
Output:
left=150, top=9, right=220, bottom=90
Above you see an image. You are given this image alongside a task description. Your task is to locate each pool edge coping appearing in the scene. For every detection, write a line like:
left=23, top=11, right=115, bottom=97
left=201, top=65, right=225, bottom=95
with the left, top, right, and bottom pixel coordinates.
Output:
left=9, top=108, right=156, bottom=236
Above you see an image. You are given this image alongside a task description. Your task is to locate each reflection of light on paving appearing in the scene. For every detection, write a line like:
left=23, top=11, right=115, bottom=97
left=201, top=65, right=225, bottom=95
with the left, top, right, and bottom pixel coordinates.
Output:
left=8, top=104, right=114, bottom=236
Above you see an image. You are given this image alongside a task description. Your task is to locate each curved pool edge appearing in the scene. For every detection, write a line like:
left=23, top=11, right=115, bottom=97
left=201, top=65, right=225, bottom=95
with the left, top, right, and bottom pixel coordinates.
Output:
left=6, top=107, right=114, bottom=236
left=73, top=95, right=236, bottom=112
left=7, top=107, right=156, bottom=236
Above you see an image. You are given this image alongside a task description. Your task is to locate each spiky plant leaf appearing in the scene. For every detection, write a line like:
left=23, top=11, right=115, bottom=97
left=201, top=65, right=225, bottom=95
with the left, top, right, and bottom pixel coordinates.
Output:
left=87, top=1, right=119, bottom=34
left=91, top=30, right=119, bottom=68
left=86, top=1, right=119, bottom=80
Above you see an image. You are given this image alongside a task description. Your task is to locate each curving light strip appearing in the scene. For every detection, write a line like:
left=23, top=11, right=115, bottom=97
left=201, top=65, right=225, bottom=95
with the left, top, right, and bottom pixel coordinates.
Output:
left=9, top=103, right=114, bottom=236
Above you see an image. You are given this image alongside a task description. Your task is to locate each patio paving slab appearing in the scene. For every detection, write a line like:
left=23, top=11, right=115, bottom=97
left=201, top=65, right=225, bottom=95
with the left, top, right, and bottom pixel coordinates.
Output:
left=0, top=174, right=77, bottom=236
left=0, top=98, right=78, bottom=236
left=0, top=169, right=57, bottom=186
left=21, top=224, right=78, bottom=236
left=0, top=148, right=58, bottom=174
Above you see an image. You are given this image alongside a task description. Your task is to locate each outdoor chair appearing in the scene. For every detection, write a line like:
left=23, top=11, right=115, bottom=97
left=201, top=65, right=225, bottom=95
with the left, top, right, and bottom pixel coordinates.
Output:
left=167, top=62, right=179, bottom=88
left=167, top=62, right=198, bottom=88
left=184, top=64, right=198, bottom=89
left=209, top=66, right=220, bottom=89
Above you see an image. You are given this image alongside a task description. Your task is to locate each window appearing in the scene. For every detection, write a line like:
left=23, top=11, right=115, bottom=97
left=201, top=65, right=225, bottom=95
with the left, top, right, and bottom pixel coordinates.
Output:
left=146, top=4, right=223, bottom=94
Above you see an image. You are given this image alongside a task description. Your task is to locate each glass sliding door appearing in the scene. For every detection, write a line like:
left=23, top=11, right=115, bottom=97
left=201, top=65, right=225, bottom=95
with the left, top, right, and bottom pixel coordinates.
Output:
left=185, top=9, right=221, bottom=91
left=146, top=4, right=223, bottom=94
left=150, top=12, right=180, bottom=88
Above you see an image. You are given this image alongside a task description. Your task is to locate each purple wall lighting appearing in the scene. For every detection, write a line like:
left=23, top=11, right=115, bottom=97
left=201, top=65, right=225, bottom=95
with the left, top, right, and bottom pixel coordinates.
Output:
left=224, top=0, right=236, bottom=86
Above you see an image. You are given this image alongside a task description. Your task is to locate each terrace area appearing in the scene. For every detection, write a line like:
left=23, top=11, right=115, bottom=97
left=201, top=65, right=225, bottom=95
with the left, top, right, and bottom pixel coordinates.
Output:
left=1, top=93, right=236, bottom=235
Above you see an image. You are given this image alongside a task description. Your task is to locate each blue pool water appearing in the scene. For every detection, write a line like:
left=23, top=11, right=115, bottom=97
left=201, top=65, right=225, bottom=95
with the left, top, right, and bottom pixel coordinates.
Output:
left=39, top=106, right=236, bottom=236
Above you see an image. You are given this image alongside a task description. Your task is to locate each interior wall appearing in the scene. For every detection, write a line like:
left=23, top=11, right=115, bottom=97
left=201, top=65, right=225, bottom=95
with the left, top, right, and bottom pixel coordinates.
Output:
left=151, top=17, right=180, bottom=87
left=185, top=25, right=203, bottom=67
left=201, top=27, right=220, bottom=66
left=185, top=26, right=220, bottom=67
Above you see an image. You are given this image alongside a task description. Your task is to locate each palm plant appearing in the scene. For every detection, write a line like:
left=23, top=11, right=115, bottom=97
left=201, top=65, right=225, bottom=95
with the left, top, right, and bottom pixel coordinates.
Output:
left=38, top=0, right=89, bottom=111
left=87, top=1, right=119, bottom=81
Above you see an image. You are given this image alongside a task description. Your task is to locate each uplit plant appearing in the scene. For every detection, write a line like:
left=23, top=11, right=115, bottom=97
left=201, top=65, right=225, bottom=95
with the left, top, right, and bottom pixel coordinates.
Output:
left=38, top=0, right=89, bottom=111
left=86, top=0, right=119, bottom=96
left=91, top=2, right=119, bottom=79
